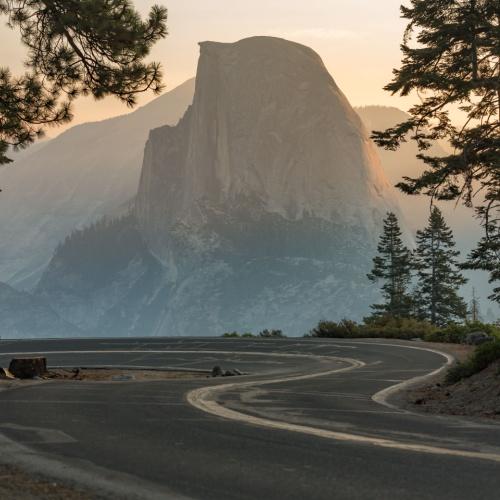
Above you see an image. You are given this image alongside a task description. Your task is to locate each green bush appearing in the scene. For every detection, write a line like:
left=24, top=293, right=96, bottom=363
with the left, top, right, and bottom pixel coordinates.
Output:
left=259, top=329, right=285, bottom=338
left=309, top=319, right=360, bottom=338
left=307, top=316, right=500, bottom=345
left=363, top=316, right=436, bottom=340
left=431, top=322, right=500, bottom=344
left=466, top=321, right=500, bottom=337
left=222, top=332, right=256, bottom=338
left=424, top=324, right=466, bottom=344
left=222, top=332, right=240, bottom=338
left=473, top=341, right=500, bottom=369
left=309, top=317, right=436, bottom=340
left=446, top=340, right=500, bottom=384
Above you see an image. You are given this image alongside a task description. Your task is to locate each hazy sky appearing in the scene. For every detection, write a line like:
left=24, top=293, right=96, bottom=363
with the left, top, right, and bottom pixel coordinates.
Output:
left=1, top=0, right=412, bottom=136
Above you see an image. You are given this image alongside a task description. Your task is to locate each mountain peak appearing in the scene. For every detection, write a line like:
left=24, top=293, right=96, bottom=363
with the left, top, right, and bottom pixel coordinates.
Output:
left=37, top=37, right=408, bottom=336
left=137, top=36, right=397, bottom=245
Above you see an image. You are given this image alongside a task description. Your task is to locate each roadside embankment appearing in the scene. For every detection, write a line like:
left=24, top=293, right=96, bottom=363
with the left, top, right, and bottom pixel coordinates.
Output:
left=404, top=342, right=500, bottom=420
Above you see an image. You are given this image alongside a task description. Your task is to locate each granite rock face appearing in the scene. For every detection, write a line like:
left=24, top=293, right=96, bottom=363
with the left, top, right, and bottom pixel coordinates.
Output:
left=130, top=37, right=402, bottom=336
left=37, top=37, right=407, bottom=336
left=0, top=79, right=194, bottom=289
left=137, top=38, right=396, bottom=257
left=37, top=38, right=404, bottom=336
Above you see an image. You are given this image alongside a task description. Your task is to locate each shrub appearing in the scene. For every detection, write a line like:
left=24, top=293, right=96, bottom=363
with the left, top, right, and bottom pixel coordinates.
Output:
left=465, top=321, right=500, bottom=337
left=362, top=316, right=436, bottom=340
left=259, top=329, right=285, bottom=338
left=471, top=341, right=500, bottom=371
left=222, top=332, right=240, bottom=338
left=308, top=320, right=360, bottom=338
left=308, top=316, right=500, bottom=345
left=424, top=324, right=466, bottom=344
left=446, top=341, right=500, bottom=384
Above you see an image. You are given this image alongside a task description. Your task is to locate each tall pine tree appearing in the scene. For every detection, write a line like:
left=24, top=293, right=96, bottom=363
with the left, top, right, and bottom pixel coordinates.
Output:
left=372, top=0, right=499, bottom=303
left=414, top=207, right=467, bottom=325
left=0, top=1, right=168, bottom=164
left=367, top=212, right=413, bottom=319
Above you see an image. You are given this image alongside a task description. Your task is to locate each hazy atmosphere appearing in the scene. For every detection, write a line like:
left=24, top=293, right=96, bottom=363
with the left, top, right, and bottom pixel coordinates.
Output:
left=0, top=1, right=499, bottom=498
left=1, top=0, right=412, bottom=133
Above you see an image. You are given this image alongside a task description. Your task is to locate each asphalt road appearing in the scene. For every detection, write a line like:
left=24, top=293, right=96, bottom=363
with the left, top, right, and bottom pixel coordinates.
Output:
left=0, top=338, right=499, bottom=499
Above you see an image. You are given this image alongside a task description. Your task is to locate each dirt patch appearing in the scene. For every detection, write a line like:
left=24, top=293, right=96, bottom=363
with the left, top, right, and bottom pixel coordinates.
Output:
left=0, top=463, right=103, bottom=499
left=406, top=360, right=500, bottom=420
left=0, top=368, right=209, bottom=388
left=46, top=368, right=209, bottom=382
left=402, top=340, right=474, bottom=362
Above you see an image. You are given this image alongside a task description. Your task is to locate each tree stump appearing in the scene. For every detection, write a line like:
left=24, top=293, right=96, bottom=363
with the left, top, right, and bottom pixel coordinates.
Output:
left=8, top=357, right=47, bottom=379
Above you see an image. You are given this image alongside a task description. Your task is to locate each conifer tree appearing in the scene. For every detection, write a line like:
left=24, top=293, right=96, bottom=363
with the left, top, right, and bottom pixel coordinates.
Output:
left=367, top=212, right=413, bottom=318
left=372, top=0, right=499, bottom=302
left=462, top=212, right=500, bottom=303
left=0, top=1, right=168, bottom=164
left=414, top=207, right=467, bottom=325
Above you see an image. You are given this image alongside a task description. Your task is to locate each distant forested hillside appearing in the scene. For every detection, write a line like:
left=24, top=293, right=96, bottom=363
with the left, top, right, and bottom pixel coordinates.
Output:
left=37, top=214, right=168, bottom=335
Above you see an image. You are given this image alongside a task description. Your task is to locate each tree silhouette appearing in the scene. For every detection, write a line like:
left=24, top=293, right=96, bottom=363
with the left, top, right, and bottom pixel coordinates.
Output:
left=372, top=0, right=499, bottom=303
left=367, top=212, right=413, bottom=319
left=0, top=0, right=168, bottom=164
left=414, top=207, right=467, bottom=325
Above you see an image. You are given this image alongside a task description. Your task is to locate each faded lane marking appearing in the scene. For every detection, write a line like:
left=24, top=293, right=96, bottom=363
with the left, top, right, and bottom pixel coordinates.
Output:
left=371, top=347, right=454, bottom=411
left=187, top=354, right=500, bottom=464
left=0, top=423, right=76, bottom=444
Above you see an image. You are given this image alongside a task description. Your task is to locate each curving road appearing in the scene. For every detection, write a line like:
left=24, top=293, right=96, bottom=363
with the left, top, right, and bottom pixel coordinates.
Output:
left=0, top=338, right=499, bottom=499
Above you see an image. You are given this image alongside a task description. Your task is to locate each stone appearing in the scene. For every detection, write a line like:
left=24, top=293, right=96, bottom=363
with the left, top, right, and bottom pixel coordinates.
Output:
left=465, top=331, right=492, bottom=346
left=9, top=357, right=47, bottom=379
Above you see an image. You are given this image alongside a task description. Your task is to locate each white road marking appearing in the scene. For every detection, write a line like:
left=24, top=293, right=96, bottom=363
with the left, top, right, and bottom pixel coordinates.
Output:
left=187, top=351, right=500, bottom=464
left=371, top=347, right=455, bottom=411
left=4, top=344, right=498, bottom=464
left=0, top=423, right=77, bottom=444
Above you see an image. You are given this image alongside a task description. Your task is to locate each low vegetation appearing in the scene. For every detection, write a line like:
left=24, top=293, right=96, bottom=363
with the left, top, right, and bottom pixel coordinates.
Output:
left=222, top=329, right=285, bottom=339
left=446, top=341, right=500, bottom=384
left=306, top=317, right=500, bottom=344
left=309, top=208, right=499, bottom=352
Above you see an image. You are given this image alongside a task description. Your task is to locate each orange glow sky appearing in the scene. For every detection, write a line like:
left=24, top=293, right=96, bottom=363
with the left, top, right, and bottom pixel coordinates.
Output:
left=1, top=0, right=414, bottom=136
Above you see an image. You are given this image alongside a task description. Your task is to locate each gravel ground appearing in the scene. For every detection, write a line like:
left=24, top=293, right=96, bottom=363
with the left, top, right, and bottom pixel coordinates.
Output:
left=0, top=368, right=209, bottom=390
left=0, top=464, right=104, bottom=499
left=46, top=367, right=209, bottom=381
